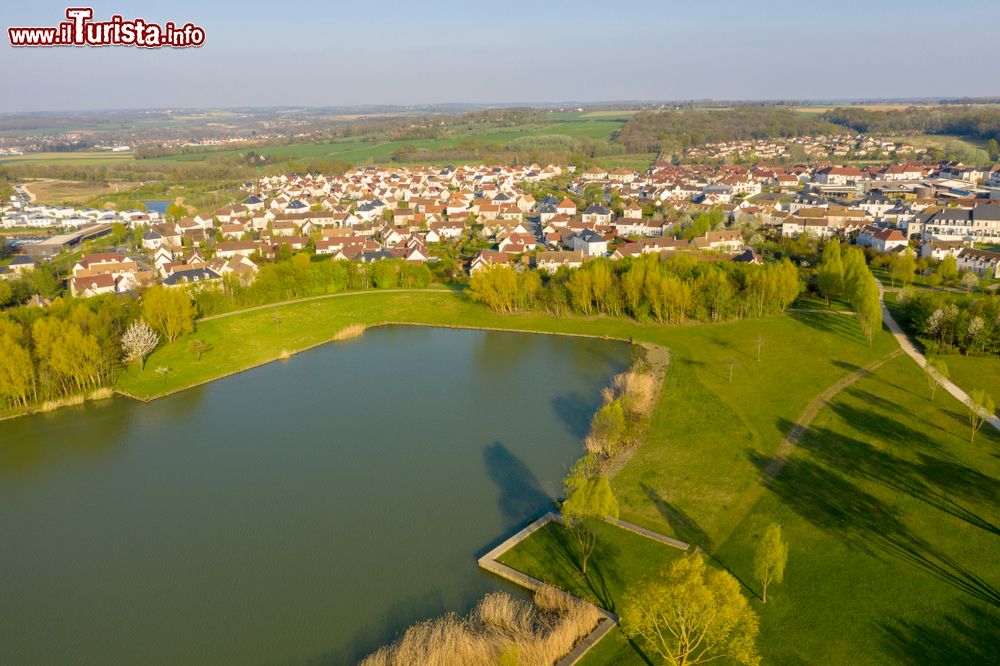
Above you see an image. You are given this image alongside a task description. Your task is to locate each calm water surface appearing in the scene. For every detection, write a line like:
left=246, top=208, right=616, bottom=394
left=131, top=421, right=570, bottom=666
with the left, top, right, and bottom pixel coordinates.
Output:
left=0, top=326, right=629, bottom=665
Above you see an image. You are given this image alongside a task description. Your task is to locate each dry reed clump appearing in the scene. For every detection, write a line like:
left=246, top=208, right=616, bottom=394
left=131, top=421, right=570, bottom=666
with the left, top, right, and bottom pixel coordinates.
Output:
left=278, top=349, right=291, bottom=360
left=613, top=370, right=658, bottom=419
left=360, top=587, right=601, bottom=666
left=332, top=323, right=367, bottom=341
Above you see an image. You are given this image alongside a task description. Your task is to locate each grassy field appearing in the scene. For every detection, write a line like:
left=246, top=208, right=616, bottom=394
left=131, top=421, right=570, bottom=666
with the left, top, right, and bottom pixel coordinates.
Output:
left=0, top=151, right=134, bottom=166
left=945, top=355, right=1000, bottom=416
left=22, top=178, right=136, bottom=205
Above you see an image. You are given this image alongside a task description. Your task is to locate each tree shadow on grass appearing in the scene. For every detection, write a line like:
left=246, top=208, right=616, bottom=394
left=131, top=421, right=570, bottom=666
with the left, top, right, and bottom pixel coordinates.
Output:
left=753, top=449, right=1000, bottom=608
left=640, top=483, right=712, bottom=550
left=788, top=310, right=865, bottom=344
left=640, top=483, right=759, bottom=599
left=879, top=601, right=1000, bottom=665
left=483, top=442, right=554, bottom=530
left=789, top=420, right=1000, bottom=537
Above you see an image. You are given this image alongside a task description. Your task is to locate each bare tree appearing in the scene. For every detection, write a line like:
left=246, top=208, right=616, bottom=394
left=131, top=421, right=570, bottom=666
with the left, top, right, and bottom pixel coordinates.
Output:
left=121, top=320, right=159, bottom=372
left=154, top=366, right=171, bottom=385
left=755, top=334, right=765, bottom=363
left=968, top=389, right=995, bottom=444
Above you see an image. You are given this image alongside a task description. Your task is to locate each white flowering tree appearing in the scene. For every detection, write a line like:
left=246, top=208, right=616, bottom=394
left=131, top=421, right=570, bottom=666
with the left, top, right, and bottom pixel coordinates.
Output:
left=121, top=319, right=160, bottom=372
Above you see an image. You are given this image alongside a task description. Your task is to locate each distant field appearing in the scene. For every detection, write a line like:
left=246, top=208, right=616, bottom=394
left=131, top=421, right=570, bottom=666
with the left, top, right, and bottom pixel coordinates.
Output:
left=24, top=178, right=137, bottom=204
left=0, top=151, right=134, bottom=166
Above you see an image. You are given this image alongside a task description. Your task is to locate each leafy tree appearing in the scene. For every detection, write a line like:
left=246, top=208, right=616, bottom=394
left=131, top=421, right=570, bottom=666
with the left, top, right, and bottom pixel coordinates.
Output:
left=0, top=279, right=12, bottom=308
left=620, top=555, right=760, bottom=666
left=924, top=358, right=949, bottom=401
left=0, top=334, right=36, bottom=407
left=816, top=239, right=844, bottom=303
left=937, top=255, right=958, bottom=283
left=985, top=138, right=999, bottom=161
left=889, top=250, right=917, bottom=288
left=142, top=286, right=196, bottom=342
left=561, top=464, right=619, bottom=578
left=754, top=523, right=788, bottom=603
left=121, top=319, right=159, bottom=371
left=960, top=272, right=980, bottom=291
left=589, top=399, right=627, bottom=456
left=968, top=389, right=995, bottom=444
left=188, top=339, right=213, bottom=362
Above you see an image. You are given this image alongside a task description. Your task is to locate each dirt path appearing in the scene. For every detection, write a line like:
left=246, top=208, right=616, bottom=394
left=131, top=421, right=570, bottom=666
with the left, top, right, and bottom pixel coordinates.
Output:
left=762, top=349, right=902, bottom=479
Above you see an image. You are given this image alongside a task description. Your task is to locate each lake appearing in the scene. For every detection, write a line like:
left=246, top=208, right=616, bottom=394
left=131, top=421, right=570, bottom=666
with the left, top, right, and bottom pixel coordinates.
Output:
left=0, top=326, right=630, bottom=665
left=143, top=200, right=169, bottom=215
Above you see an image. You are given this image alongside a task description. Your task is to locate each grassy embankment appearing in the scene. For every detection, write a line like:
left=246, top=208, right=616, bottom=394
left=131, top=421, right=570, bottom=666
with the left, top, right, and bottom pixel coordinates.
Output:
left=117, top=288, right=999, bottom=664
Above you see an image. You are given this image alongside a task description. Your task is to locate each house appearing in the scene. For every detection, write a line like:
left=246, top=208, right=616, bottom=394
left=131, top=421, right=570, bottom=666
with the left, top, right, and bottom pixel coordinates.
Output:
left=623, top=202, right=643, bottom=220
left=692, top=230, right=744, bottom=253
left=215, top=241, right=260, bottom=259
left=162, top=267, right=223, bottom=288
left=855, top=225, right=909, bottom=253
left=556, top=197, right=577, bottom=217
left=7, top=255, right=35, bottom=277
left=70, top=272, right=118, bottom=297
left=732, top=249, right=763, bottom=264
left=469, top=250, right=511, bottom=274
left=571, top=230, right=608, bottom=257
left=535, top=250, right=585, bottom=274
left=956, top=248, right=1000, bottom=278
left=919, top=239, right=965, bottom=261
left=581, top=205, right=613, bottom=225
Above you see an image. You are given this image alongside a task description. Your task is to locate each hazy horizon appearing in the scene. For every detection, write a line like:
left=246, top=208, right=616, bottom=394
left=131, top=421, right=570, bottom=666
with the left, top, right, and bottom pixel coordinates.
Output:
left=3, top=0, right=998, bottom=114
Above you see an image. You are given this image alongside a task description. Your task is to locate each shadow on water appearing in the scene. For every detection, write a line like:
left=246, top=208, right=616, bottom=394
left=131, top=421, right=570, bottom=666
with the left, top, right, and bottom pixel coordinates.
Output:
left=307, top=588, right=449, bottom=665
left=483, top=442, right=554, bottom=529
left=878, top=602, right=1000, bottom=665
left=551, top=391, right=599, bottom=439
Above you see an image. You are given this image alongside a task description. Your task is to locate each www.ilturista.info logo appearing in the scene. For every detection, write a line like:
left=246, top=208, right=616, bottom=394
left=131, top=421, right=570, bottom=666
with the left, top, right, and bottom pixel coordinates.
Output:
left=8, top=8, right=205, bottom=48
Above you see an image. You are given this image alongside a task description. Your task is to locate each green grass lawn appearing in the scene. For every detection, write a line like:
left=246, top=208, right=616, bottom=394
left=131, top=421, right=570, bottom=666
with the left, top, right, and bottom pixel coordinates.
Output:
left=714, top=353, right=1000, bottom=665
left=945, top=355, right=1000, bottom=416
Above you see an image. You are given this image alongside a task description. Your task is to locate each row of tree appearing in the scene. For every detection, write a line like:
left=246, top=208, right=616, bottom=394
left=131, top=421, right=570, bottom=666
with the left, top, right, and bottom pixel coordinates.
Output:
left=194, top=255, right=434, bottom=316
left=814, top=239, right=883, bottom=345
left=0, top=286, right=196, bottom=410
left=470, top=254, right=802, bottom=324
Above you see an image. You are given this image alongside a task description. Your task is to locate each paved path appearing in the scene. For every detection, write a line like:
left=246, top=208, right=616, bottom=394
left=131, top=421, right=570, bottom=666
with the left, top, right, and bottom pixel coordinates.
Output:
left=197, top=288, right=453, bottom=322
left=877, top=280, right=1000, bottom=433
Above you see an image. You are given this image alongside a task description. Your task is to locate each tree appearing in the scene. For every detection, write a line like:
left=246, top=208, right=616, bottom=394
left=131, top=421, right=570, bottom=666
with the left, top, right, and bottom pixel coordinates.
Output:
left=589, top=399, right=627, bottom=456
left=726, top=358, right=738, bottom=384
left=889, top=250, right=916, bottom=288
left=755, top=334, right=765, bottom=363
left=142, top=286, right=196, bottom=342
left=270, top=312, right=283, bottom=333
left=967, top=389, right=995, bottom=444
left=0, top=279, right=13, bottom=308
left=937, top=254, right=958, bottom=283
left=960, top=271, right=979, bottom=292
left=816, top=239, right=844, bottom=303
left=561, top=465, right=619, bottom=578
left=856, top=283, right=883, bottom=346
left=620, top=555, right=760, bottom=666
left=754, top=523, right=788, bottom=603
left=924, top=358, right=949, bottom=402
left=188, top=339, right=213, bottom=362
left=121, top=319, right=159, bottom=371
left=154, top=366, right=171, bottom=385
left=986, top=138, right=999, bottom=161
left=0, top=334, right=36, bottom=407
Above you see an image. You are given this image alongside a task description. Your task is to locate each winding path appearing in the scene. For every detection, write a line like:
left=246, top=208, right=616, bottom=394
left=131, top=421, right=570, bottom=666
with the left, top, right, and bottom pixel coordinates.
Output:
left=877, top=280, right=1000, bottom=433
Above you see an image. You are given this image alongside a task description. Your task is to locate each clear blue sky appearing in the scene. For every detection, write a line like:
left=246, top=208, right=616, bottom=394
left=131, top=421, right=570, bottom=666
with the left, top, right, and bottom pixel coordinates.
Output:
left=2, top=0, right=997, bottom=112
